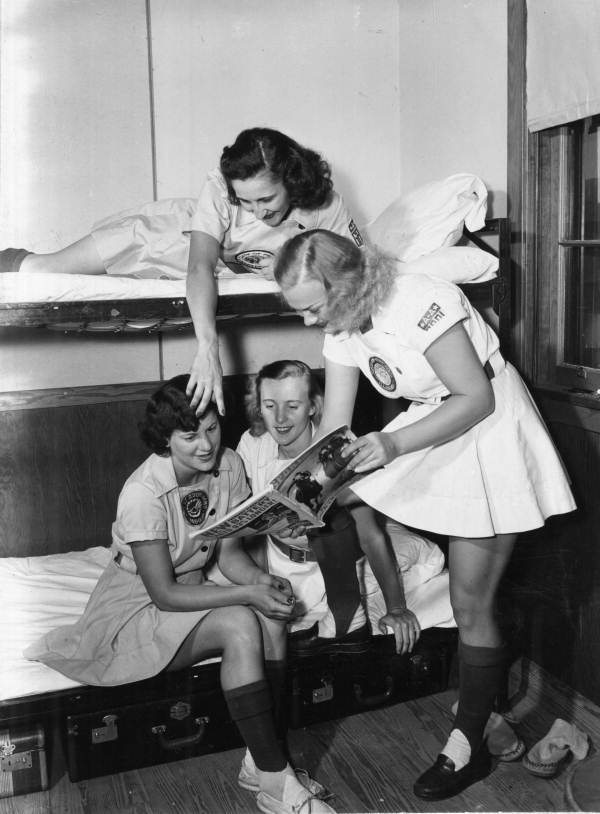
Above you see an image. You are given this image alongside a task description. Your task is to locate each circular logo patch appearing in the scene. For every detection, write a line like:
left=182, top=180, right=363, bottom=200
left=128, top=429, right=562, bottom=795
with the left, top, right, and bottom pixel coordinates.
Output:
left=181, top=490, right=209, bottom=525
left=236, top=250, right=274, bottom=273
left=368, top=356, right=397, bottom=392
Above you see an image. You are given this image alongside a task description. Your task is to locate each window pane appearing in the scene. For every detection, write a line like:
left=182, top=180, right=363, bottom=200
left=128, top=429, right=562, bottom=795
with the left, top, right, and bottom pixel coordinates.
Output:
left=582, top=116, right=600, bottom=240
left=564, top=246, right=600, bottom=367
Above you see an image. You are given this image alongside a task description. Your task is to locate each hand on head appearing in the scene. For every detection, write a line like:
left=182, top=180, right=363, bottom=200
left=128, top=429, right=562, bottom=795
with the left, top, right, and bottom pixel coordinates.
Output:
left=187, top=343, right=225, bottom=416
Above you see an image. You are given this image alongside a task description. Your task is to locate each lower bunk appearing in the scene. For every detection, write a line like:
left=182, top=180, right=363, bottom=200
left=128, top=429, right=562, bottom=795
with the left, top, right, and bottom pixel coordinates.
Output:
left=0, top=545, right=457, bottom=794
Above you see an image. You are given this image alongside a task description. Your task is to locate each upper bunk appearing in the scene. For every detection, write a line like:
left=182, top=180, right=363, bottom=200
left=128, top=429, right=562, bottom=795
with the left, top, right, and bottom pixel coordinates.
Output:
left=0, top=218, right=510, bottom=342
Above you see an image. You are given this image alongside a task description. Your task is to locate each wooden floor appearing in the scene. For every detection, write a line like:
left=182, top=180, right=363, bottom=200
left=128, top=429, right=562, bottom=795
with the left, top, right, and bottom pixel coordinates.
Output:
left=2, top=657, right=598, bottom=814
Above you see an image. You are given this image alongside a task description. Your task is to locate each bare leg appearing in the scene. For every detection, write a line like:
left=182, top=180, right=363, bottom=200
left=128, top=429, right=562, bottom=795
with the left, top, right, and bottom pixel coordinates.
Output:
left=20, top=235, right=106, bottom=275
left=448, top=533, right=517, bottom=647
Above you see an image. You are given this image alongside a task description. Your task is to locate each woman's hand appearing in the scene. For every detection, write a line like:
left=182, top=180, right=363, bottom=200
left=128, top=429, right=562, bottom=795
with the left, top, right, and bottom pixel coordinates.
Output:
left=255, top=571, right=294, bottom=599
left=343, top=431, right=400, bottom=473
left=379, top=608, right=421, bottom=655
left=187, top=340, right=225, bottom=416
left=247, top=580, right=297, bottom=620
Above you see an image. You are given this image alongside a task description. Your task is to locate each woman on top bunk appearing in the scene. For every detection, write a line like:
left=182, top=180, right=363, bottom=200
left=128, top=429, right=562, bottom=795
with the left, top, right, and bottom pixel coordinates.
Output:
left=1, top=128, right=363, bottom=418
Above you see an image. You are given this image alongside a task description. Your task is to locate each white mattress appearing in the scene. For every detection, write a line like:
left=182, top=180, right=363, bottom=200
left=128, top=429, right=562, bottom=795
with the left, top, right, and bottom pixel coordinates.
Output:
left=0, top=271, right=280, bottom=304
left=0, top=546, right=454, bottom=703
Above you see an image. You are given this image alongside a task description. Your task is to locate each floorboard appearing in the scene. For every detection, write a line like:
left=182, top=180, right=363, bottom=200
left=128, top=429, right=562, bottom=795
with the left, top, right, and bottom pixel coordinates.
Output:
left=2, top=657, right=598, bottom=814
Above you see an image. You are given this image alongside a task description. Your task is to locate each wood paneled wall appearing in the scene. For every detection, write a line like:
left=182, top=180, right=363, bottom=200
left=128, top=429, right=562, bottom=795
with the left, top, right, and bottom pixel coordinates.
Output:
left=0, top=373, right=383, bottom=559
left=499, top=395, right=600, bottom=707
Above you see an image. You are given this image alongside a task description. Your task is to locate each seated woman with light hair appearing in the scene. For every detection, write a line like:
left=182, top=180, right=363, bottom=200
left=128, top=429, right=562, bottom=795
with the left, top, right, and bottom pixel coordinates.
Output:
left=236, top=359, right=454, bottom=655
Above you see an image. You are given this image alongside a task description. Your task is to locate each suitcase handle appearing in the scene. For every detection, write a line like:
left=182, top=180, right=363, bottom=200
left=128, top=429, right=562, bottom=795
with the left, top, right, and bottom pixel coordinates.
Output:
left=151, top=716, right=208, bottom=751
left=353, top=676, right=394, bottom=708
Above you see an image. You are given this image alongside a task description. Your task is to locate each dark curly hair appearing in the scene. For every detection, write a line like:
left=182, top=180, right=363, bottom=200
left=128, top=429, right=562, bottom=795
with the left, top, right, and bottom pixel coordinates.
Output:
left=139, top=374, right=219, bottom=455
left=220, top=128, right=333, bottom=210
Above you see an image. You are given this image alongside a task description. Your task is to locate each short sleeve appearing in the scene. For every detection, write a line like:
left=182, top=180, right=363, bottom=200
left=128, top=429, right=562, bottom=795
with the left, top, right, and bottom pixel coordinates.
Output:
left=323, top=333, right=358, bottom=367
left=190, top=169, right=231, bottom=243
left=316, top=192, right=365, bottom=248
left=236, top=432, right=254, bottom=486
left=402, top=276, right=469, bottom=354
left=114, top=481, right=167, bottom=543
left=225, top=450, right=252, bottom=510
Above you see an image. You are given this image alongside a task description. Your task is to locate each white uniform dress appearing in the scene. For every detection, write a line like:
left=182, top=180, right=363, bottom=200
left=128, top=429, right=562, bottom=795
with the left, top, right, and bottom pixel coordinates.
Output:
left=324, top=273, right=576, bottom=538
left=90, top=169, right=363, bottom=279
left=24, top=448, right=250, bottom=686
left=236, top=430, right=454, bottom=636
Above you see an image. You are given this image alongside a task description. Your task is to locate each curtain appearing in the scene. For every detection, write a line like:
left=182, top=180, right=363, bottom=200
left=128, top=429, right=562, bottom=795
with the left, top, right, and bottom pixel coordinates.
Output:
left=527, top=0, right=600, bottom=132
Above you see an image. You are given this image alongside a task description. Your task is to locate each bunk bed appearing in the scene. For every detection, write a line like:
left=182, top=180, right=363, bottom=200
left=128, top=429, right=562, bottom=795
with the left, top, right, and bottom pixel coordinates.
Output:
left=0, top=189, right=511, bottom=790
left=0, top=219, right=510, bottom=339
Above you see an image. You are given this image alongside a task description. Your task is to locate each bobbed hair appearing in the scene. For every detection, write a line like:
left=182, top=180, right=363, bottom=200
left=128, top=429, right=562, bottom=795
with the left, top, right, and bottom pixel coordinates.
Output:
left=139, top=374, right=219, bottom=455
left=273, top=229, right=397, bottom=334
left=220, top=128, right=333, bottom=210
left=245, top=360, right=323, bottom=437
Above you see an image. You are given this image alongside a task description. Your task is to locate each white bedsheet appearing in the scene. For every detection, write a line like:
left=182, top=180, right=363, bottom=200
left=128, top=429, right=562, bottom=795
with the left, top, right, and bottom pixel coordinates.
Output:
left=0, top=546, right=454, bottom=703
left=0, top=271, right=280, bottom=304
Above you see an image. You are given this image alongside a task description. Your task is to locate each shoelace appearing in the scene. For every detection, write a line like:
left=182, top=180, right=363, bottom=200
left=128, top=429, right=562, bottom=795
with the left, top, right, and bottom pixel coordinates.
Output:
left=292, top=793, right=320, bottom=814
left=294, top=769, right=334, bottom=801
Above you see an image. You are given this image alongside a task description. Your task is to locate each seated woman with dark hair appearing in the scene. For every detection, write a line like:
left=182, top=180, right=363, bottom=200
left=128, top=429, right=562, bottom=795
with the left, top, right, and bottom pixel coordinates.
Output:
left=2, top=128, right=363, bottom=417
left=25, top=374, right=337, bottom=814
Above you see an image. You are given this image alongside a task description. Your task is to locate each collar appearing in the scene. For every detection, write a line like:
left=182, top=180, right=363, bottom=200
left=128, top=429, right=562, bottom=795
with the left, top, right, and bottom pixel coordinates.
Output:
left=148, top=449, right=232, bottom=498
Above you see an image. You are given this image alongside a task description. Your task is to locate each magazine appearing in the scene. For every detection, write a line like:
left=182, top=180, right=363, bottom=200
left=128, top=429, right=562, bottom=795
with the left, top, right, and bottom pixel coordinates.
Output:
left=202, top=425, right=365, bottom=538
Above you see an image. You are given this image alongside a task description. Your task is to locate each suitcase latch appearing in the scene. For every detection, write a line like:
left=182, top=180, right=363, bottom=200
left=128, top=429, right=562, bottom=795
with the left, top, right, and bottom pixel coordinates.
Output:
left=1, top=751, right=33, bottom=772
left=312, top=677, right=334, bottom=704
left=91, top=714, right=119, bottom=744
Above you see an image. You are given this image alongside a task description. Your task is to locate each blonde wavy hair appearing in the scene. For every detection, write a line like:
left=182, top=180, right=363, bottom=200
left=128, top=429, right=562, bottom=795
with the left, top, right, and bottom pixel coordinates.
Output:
left=245, top=360, right=324, bottom=437
left=272, top=229, right=397, bottom=334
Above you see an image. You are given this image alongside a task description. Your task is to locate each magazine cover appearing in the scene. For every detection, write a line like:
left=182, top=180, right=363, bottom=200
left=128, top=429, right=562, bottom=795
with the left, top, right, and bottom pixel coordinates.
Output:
left=202, top=425, right=362, bottom=538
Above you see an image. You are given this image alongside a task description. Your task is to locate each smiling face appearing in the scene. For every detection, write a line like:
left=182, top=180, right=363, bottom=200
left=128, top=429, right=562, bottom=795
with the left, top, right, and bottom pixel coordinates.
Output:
left=231, top=170, right=291, bottom=227
left=282, top=277, right=330, bottom=330
left=168, top=408, right=221, bottom=484
left=259, top=376, right=315, bottom=459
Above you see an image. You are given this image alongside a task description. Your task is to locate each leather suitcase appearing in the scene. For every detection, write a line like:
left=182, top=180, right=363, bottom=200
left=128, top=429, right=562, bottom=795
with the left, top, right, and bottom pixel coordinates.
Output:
left=64, top=662, right=243, bottom=781
left=288, top=628, right=458, bottom=729
left=0, top=723, right=49, bottom=798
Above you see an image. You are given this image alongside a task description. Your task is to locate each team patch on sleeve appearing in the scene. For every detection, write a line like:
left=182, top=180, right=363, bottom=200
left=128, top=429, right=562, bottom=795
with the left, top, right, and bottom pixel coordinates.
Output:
left=417, top=303, right=445, bottom=331
left=348, top=219, right=364, bottom=247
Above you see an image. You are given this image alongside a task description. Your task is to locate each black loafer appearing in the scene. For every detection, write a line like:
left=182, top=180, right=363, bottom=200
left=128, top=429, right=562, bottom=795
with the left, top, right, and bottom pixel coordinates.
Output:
left=289, top=622, right=372, bottom=658
left=413, top=746, right=493, bottom=800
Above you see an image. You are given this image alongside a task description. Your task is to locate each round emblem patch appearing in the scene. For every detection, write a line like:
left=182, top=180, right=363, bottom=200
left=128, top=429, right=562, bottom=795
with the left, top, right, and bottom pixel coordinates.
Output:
left=236, top=250, right=274, bottom=273
left=181, top=490, right=209, bottom=525
left=368, top=356, right=397, bottom=392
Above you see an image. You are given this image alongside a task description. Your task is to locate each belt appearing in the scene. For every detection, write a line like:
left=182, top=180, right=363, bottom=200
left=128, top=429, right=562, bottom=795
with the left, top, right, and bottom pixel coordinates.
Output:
left=271, top=537, right=317, bottom=563
left=418, top=358, right=498, bottom=406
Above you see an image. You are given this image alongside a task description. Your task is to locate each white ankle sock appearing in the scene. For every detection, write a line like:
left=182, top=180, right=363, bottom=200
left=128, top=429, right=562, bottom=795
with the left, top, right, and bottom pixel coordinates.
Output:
left=441, top=729, right=471, bottom=771
left=257, top=764, right=300, bottom=799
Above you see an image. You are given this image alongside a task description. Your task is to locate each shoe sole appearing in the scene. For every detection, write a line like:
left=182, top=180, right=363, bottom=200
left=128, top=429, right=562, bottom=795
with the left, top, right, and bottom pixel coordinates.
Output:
left=495, top=739, right=527, bottom=763
left=522, top=754, right=566, bottom=777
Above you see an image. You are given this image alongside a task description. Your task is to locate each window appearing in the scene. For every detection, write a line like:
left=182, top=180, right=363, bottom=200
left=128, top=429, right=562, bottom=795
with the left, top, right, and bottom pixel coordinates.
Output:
left=535, top=115, right=600, bottom=393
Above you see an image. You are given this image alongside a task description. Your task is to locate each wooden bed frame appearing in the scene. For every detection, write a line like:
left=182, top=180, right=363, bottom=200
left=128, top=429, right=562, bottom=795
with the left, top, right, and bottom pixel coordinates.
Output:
left=0, top=219, right=511, bottom=339
left=0, top=218, right=509, bottom=792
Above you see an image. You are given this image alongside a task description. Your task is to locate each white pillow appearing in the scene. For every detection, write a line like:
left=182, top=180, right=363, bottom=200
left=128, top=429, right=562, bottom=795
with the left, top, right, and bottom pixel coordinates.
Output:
left=366, top=173, right=489, bottom=261
left=398, top=246, right=498, bottom=284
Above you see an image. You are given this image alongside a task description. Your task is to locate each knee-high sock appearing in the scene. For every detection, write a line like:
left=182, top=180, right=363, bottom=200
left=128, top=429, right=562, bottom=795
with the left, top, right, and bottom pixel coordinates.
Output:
left=265, top=660, right=288, bottom=744
left=452, top=641, right=509, bottom=754
left=308, top=506, right=363, bottom=637
left=223, top=679, right=287, bottom=772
